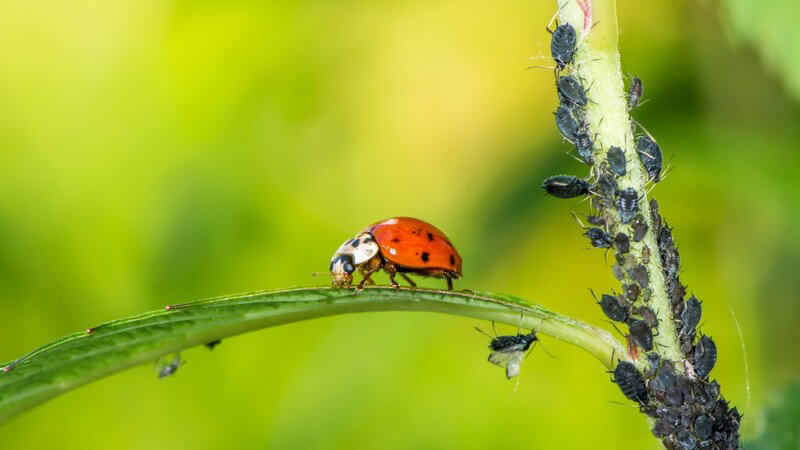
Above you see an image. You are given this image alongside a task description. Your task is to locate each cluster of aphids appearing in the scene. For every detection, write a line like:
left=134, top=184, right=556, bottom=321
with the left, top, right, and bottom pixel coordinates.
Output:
left=539, top=20, right=740, bottom=449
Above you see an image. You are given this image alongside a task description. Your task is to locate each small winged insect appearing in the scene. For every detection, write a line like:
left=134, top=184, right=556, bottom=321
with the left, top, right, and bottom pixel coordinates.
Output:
left=637, top=134, right=663, bottom=182
left=156, top=353, right=185, bottom=379
left=617, top=187, right=639, bottom=224
left=541, top=175, right=590, bottom=199
left=628, top=76, right=643, bottom=109
left=612, top=360, right=648, bottom=404
left=476, top=323, right=538, bottom=379
left=606, top=146, right=627, bottom=176
left=557, top=76, right=588, bottom=108
left=550, top=23, right=577, bottom=70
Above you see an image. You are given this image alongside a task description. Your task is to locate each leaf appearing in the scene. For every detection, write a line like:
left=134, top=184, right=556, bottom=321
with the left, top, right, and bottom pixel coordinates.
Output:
left=720, top=0, right=800, bottom=99
left=745, top=377, right=800, bottom=450
left=0, top=287, right=622, bottom=424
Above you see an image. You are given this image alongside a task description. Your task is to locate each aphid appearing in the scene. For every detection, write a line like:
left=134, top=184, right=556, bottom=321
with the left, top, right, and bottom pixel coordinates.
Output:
left=694, top=335, right=717, bottom=379
left=157, top=354, right=184, bottom=379
left=607, top=146, right=627, bottom=176
left=645, top=352, right=661, bottom=378
left=593, top=290, right=628, bottom=322
left=614, top=233, right=630, bottom=253
left=642, top=287, right=652, bottom=303
left=634, top=305, right=658, bottom=328
left=628, top=319, right=654, bottom=351
left=705, top=380, right=720, bottom=400
left=617, top=187, right=639, bottom=224
left=658, top=226, right=681, bottom=278
left=612, top=264, right=625, bottom=281
left=641, top=245, right=651, bottom=264
left=477, top=325, right=538, bottom=379
left=329, top=217, right=462, bottom=290
left=676, top=430, right=697, bottom=450
left=631, top=264, right=650, bottom=289
left=575, top=132, right=594, bottom=164
left=557, top=75, right=588, bottom=107
left=681, top=295, right=702, bottom=335
left=584, top=227, right=612, bottom=248
left=612, top=361, right=648, bottom=404
left=637, top=135, right=663, bottom=182
left=205, top=339, right=222, bottom=350
left=587, top=215, right=606, bottom=226
left=541, top=175, right=590, bottom=199
left=631, top=214, right=648, bottom=241
left=594, top=173, right=618, bottom=200
left=624, top=283, right=640, bottom=302
left=694, top=415, right=713, bottom=440
left=550, top=23, right=577, bottom=69
left=628, top=76, right=643, bottom=109
left=649, top=198, right=662, bottom=231
left=555, top=105, right=581, bottom=142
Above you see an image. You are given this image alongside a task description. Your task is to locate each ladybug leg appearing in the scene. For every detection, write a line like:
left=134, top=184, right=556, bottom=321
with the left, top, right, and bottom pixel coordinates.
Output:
left=383, top=262, right=401, bottom=289
left=357, top=258, right=382, bottom=290
left=400, top=273, right=417, bottom=288
left=446, top=276, right=454, bottom=291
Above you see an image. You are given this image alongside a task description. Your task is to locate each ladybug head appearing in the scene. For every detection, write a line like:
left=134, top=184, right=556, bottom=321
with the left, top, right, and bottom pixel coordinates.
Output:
left=330, top=254, right=355, bottom=287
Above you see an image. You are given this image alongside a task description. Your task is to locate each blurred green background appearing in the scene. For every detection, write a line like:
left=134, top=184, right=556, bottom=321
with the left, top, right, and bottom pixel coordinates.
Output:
left=1, top=0, right=798, bottom=448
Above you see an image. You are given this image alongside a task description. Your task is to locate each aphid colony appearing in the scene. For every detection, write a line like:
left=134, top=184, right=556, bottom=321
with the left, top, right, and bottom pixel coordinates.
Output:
left=540, top=19, right=738, bottom=449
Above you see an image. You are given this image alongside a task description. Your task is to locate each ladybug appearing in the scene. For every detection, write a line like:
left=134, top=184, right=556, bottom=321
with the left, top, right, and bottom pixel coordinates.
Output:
left=330, top=217, right=463, bottom=290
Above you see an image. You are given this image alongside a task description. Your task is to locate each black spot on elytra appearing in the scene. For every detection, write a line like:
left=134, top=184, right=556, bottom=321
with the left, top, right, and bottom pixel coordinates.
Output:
left=421, top=252, right=430, bottom=262
left=391, top=237, right=400, bottom=243
left=427, top=232, right=434, bottom=241
left=351, top=239, right=360, bottom=248
left=449, top=254, right=455, bottom=265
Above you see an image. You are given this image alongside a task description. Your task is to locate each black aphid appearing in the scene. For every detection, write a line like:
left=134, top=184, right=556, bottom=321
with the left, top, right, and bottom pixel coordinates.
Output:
left=694, top=335, right=717, bottom=379
left=557, top=75, right=588, bottom=107
left=205, top=339, right=222, bottom=350
left=628, top=319, right=654, bottom=351
left=641, top=245, right=651, bottom=264
left=612, top=361, right=648, bottom=404
left=631, top=264, right=650, bottom=289
left=542, top=175, right=591, bottom=199
left=484, top=330, right=539, bottom=379
left=658, top=226, right=681, bottom=278
left=617, top=187, right=639, bottom=224
left=649, top=198, right=662, bottom=232
left=157, top=354, right=184, bottom=379
left=614, top=233, right=630, bottom=253
left=624, top=283, right=640, bottom=301
left=587, top=215, right=606, bottom=226
left=694, top=415, right=714, bottom=440
left=642, top=288, right=652, bottom=303
left=637, top=135, right=663, bottom=182
left=555, top=104, right=581, bottom=142
left=681, top=295, right=702, bottom=335
left=705, top=380, right=720, bottom=400
left=645, top=352, right=660, bottom=378
left=633, top=305, right=658, bottom=328
left=550, top=23, right=577, bottom=69
left=612, top=264, right=625, bottom=281
left=575, top=132, right=594, bottom=164
left=629, top=76, right=643, bottom=109
left=594, top=291, right=628, bottom=322
left=607, top=146, right=627, bottom=176
left=631, top=214, right=648, bottom=241
left=676, top=430, right=697, bottom=449
left=584, top=227, right=612, bottom=248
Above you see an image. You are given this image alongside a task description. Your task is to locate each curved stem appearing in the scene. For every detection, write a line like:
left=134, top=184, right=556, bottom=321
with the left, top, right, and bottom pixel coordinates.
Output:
left=0, top=286, right=623, bottom=424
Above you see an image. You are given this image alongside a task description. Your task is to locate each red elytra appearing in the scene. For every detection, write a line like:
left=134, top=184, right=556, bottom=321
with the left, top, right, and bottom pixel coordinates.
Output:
left=329, top=217, right=462, bottom=290
left=367, top=217, right=462, bottom=274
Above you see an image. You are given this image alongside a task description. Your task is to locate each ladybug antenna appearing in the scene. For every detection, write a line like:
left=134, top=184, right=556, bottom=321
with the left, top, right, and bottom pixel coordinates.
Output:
left=311, top=272, right=333, bottom=277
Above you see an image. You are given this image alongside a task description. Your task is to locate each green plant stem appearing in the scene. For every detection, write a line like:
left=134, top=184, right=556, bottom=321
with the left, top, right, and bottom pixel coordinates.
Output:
left=558, top=0, right=682, bottom=366
left=0, top=287, right=623, bottom=424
